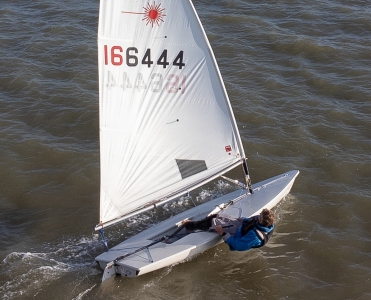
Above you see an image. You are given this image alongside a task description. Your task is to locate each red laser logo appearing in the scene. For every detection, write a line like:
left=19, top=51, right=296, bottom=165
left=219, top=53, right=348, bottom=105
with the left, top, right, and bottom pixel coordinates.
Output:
left=122, top=2, right=166, bottom=27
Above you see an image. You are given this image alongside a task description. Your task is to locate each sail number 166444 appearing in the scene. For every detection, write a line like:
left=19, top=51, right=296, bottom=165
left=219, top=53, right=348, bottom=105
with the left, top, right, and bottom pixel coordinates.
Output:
left=104, top=45, right=185, bottom=69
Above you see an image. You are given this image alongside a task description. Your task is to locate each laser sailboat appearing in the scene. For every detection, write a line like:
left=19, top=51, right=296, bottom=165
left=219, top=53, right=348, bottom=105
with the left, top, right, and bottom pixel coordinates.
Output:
left=94, top=0, right=299, bottom=281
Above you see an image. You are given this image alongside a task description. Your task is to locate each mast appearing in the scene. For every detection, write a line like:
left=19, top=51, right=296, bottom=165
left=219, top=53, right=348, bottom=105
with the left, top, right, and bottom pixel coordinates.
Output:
left=242, top=158, right=253, bottom=194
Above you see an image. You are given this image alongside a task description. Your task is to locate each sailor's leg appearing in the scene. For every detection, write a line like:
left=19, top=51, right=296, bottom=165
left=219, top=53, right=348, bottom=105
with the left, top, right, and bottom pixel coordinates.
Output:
left=185, top=214, right=217, bottom=231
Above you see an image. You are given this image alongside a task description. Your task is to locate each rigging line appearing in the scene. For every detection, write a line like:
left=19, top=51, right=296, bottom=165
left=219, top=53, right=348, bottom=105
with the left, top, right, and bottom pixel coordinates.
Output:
left=127, top=251, right=153, bottom=261
left=106, top=222, right=188, bottom=266
left=188, top=190, right=204, bottom=219
left=221, top=175, right=246, bottom=188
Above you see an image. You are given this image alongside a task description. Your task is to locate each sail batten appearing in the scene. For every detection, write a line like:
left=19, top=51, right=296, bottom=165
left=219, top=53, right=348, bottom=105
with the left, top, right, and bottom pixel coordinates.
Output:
left=98, top=0, right=246, bottom=226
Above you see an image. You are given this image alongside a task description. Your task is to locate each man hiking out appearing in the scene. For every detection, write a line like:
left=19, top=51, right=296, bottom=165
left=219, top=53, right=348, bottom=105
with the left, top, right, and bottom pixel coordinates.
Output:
left=183, top=208, right=275, bottom=251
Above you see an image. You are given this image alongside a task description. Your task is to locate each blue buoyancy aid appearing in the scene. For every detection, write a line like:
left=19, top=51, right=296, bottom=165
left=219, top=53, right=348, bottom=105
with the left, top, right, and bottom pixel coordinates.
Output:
left=224, top=216, right=274, bottom=251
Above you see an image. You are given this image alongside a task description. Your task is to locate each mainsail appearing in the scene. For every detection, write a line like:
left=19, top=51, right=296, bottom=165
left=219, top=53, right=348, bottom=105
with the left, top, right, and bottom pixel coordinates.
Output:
left=97, top=0, right=246, bottom=229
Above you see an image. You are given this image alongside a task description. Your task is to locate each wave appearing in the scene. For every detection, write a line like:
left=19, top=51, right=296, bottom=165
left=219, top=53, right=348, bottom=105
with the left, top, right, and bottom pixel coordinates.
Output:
left=0, top=236, right=101, bottom=300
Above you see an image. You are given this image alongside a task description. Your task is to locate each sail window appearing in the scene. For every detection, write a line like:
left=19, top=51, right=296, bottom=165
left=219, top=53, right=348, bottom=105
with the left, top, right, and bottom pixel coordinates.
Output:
left=176, top=159, right=207, bottom=179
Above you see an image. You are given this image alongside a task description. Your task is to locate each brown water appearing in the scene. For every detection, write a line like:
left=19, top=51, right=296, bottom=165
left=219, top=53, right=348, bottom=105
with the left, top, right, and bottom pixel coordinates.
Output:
left=1, top=0, right=371, bottom=299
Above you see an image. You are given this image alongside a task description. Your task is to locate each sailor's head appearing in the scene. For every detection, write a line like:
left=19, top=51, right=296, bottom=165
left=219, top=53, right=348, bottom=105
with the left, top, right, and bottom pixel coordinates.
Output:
left=259, top=208, right=275, bottom=227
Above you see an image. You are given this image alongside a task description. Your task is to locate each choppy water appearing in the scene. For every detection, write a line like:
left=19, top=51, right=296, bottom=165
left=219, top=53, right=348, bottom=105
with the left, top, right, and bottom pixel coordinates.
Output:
left=1, top=0, right=371, bottom=299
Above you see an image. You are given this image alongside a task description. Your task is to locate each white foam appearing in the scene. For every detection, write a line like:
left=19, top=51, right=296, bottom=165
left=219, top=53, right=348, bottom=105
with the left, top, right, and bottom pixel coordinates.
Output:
left=72, top=284, right=97, bottom=300
left=0, top=235, right=101, bottom=299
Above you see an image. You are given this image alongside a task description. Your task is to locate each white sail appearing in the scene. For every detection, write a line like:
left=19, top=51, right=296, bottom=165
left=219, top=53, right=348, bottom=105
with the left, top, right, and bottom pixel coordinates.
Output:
left=98, top=0, right=246, bottom=226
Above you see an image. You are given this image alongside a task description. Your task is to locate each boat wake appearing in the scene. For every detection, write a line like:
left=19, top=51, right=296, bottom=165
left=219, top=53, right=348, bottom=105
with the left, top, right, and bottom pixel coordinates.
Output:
left=0, top=236, right=101, bottom=300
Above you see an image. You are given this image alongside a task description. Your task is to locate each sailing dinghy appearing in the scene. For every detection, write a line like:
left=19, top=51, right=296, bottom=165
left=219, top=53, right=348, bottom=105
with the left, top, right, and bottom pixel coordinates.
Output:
left=95, top=0, right=299, bottom=281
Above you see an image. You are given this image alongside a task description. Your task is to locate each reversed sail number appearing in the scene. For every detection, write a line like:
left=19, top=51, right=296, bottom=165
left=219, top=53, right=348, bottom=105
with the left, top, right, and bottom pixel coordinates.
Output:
left=105, top=71, right=186, bottom=94
left=104, top=46, right=185, bottom=69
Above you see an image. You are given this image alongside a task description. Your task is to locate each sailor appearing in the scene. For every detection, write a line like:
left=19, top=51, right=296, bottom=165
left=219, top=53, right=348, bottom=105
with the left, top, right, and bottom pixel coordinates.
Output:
left=183, top=208, right=275, bottom=251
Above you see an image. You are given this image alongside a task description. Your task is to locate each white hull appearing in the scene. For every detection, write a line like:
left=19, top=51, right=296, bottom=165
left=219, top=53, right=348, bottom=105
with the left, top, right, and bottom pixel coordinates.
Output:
left=96, top=170, right=299, bottom=278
